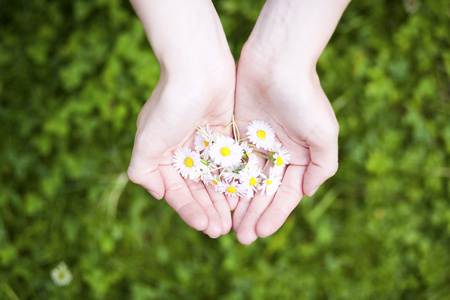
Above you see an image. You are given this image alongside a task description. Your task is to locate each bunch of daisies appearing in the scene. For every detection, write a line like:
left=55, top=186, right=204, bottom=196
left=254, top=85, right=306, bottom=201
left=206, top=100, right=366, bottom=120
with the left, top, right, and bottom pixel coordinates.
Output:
left=173, top=120, right=290, bottom=198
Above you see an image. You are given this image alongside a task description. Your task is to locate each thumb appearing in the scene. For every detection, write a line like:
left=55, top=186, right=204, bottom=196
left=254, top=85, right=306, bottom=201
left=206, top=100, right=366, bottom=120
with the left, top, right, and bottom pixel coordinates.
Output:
left=127, top=164, right=165, bottom=200
left=302, top=160, right=338, bottom=197
left=303, top=129, right=339, bottom=197
left=127, top=134, right=166, bottom=200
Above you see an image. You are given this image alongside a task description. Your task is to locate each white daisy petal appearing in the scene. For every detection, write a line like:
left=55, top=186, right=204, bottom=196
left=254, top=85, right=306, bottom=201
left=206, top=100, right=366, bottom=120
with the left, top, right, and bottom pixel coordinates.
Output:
left=259, top=167, right=283, bottom=196
left=223, top=170, right=240, bottom=182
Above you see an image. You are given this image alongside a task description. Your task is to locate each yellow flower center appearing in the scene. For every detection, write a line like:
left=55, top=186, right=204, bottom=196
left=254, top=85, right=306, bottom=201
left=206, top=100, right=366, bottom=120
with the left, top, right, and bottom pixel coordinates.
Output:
left=267, top=180, right=273, bottom=185
left=220, top=147, right=231, bottom=156
left=227, top=187, right=237, bottom=194
left=249, top=177, right=257, bottom=186
left=212, top=179, right=218, bottom=185
left=276, top=156, right=284, bottom=166
left=204, top=140, right=209, bottom=147
left=184, top=157, right=194, bottom=168
left=256, top=130, right=266, bottom=140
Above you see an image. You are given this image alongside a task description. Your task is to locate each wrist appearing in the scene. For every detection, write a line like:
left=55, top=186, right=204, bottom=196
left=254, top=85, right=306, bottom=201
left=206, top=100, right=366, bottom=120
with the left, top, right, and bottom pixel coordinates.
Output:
left=246, top=0, right=350, bottom=68
left=159, top=51, right=235, bottom=89
left=239, top=40, right=317, bottom=81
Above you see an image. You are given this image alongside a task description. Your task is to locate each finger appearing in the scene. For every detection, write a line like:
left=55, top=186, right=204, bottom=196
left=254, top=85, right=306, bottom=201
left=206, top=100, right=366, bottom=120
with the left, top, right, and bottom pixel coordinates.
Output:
left=127, top=165, right=165, bottom=200
left=127, top=131, right=167, bottom=200
left=226, top=194, right=239, bottom=211
left=303, top=126, right=339, bottom=197
left=205, top=184, right=232, bottom=235
left=185, top=179, right=224, bottom=238
left=231, top=197, right=250, bottom=233
left=236, top=193, right=274, bottom=245
left=256, top=165, right=306, bottom=238
left=159, top=166, right=208, bottom=231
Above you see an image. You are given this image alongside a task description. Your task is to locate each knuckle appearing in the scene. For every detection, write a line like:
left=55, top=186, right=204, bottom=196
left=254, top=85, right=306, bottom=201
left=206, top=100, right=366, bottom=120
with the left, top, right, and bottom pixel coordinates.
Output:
left=327, top=162, right=339, bottom=177
left=127, top=166, right=143, bottom=185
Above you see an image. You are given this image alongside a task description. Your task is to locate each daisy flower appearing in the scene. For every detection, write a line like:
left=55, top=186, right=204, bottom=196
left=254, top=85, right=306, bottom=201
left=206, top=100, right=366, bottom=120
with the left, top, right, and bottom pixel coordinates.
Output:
left=222, top=170, right=240, bottom=182
left=272, top=145, right=291, bottom=168
left=246, top=120, right=276, bottom=150
left=240, top=141, right=253, bottom=158
left=243, top=154, right=259, bottom=171
left=203, top=173, right=226, bottom=192
left=259, top=168, right=283, bottom=196
left=209, top=135, right=243, bottom=169
left=194, top=125, right=214, bottom=155
left=268, top=141, right=282, bottom=153
left=239, top=165, right=262, bottom=199
left=173, top=148, right=202, bottom=180
left=223, top=180, right=244, bottom=197
left=194, top=159, right=212, bottom=183
left=50, top=262, right=73, bottom=286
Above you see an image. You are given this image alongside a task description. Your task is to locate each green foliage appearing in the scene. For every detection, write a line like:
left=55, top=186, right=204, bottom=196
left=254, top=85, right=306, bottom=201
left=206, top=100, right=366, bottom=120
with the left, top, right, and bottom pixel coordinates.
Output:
left=1, top=0, right=449, bottom=299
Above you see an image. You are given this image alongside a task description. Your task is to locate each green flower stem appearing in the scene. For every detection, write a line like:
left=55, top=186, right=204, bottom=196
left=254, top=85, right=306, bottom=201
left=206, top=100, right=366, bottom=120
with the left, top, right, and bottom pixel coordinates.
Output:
left=232, top=114, right=240, bottom=141
left=195, top=125, right=209, bottom=138
left=220, top=121, right=234, bottom=136
left=252, top=151, right=270, bottom=160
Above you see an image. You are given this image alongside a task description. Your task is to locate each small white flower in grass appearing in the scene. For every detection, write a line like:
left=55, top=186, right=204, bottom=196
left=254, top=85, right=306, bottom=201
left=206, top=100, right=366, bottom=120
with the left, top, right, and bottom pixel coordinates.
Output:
left=239, top=165, right=262, bottom=199
left=223, top=180, right=244, bottom=197
left=259, top=168, right=283, bottom=196
left=247, top=120, right=276, bottom=150
left=50, top=262, right=73, bottom=286
left=173, top=148, right=201, bottom=180
left=209, top=135, right=243, bottom=169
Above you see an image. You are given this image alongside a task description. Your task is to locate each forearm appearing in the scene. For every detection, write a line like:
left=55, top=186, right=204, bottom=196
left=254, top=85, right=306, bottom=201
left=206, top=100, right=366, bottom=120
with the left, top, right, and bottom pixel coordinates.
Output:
left=129, top=0, right=231, bottom=74
left=247, top=0, right=350, bottom=71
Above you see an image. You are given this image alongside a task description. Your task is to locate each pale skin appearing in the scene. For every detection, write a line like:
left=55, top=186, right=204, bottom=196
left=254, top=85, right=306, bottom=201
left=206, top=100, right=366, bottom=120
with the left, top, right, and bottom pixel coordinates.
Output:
left=128, top=0, right=351, bottom=244
left=127, top=0, right=236, bottom=238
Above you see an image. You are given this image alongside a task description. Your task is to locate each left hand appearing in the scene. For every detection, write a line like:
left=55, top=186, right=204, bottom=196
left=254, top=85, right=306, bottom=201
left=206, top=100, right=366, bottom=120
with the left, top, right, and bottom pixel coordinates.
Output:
left=232, top=43, right=339, bottom=245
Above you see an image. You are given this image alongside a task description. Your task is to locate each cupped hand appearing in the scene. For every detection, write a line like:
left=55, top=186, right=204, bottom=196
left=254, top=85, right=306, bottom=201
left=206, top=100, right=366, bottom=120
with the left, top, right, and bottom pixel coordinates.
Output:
left=233, top=44, right=339, bottom=244
left=127, top=57, right=236, bottom=238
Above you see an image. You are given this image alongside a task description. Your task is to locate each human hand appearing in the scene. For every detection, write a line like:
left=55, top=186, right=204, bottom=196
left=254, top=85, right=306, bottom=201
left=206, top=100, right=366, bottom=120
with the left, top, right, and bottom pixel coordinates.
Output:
left=230, top=0, right=348, bottom=245
left=127, top=57, right=236, bottom=238
left=127, top=0, right=236, bottom=238
left=232, top=44, right=339, bottom=245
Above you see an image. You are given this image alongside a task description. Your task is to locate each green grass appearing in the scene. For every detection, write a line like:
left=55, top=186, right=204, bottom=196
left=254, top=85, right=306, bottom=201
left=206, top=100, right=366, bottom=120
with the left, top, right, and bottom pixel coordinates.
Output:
left=1, top=0, right=449, bottom=299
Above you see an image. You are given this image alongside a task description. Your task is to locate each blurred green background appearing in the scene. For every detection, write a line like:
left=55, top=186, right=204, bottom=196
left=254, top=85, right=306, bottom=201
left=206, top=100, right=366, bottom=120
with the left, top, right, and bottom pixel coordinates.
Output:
left=1, top=0, right=449, bottom=299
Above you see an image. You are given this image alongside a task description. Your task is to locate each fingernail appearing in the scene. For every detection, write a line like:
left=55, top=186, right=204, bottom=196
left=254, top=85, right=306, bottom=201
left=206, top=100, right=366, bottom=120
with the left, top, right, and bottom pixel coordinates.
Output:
left=147, top=190, right=160, bottom=200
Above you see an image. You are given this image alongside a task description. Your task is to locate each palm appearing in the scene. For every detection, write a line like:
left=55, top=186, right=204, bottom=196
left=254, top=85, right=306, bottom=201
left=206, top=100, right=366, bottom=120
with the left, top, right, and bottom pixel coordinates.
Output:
left=128, top=58, right=236, bottom=238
